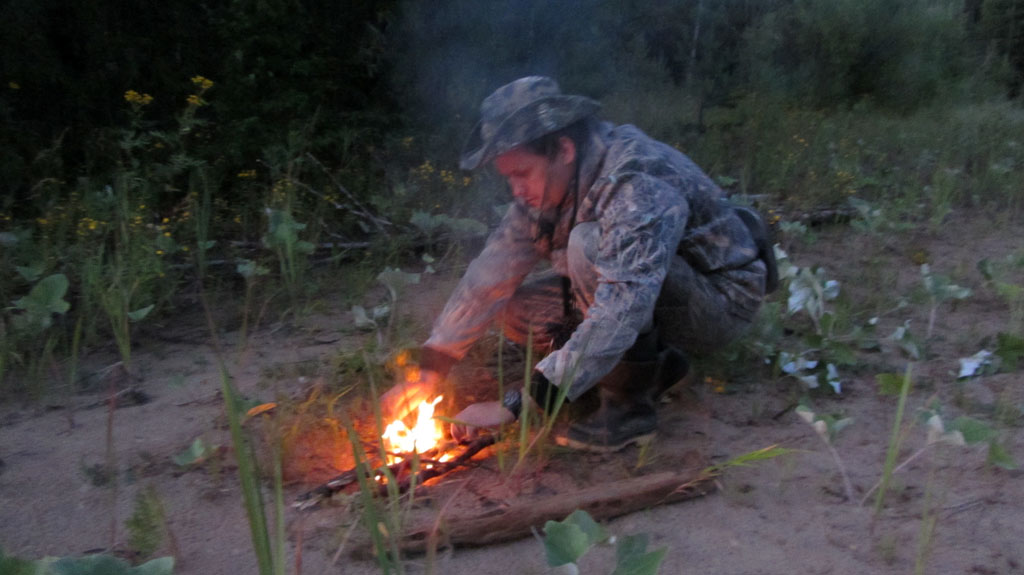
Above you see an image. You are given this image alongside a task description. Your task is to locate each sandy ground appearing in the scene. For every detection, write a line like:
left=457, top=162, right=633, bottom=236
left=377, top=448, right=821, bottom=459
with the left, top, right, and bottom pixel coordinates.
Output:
left=1, top=212, right=1023, bottom=574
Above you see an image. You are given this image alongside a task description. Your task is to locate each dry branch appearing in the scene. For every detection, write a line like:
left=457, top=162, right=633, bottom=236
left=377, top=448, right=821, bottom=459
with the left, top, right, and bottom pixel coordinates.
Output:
left=294, top=435, right=497, bottom=509
left=394, top=467, right=717, bottom=553
left=379, top=434, right=496, bottom=496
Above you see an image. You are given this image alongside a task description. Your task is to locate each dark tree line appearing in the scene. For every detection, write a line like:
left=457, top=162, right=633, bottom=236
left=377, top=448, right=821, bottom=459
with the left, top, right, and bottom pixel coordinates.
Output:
left=2, top=0, right=1022, bottom=217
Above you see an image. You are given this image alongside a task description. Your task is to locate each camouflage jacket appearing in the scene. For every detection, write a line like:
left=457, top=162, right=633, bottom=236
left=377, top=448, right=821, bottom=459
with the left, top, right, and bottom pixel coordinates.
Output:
left=425, top=121, right=760, bottom=398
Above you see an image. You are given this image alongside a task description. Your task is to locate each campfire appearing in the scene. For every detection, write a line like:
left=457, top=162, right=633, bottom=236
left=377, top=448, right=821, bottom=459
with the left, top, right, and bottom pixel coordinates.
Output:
left=296, top=362, right=495, bottom=508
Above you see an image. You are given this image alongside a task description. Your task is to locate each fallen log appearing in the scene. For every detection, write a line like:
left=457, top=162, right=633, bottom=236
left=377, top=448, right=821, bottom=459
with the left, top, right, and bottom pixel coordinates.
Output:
left=392, top=466, right=717, bottom=553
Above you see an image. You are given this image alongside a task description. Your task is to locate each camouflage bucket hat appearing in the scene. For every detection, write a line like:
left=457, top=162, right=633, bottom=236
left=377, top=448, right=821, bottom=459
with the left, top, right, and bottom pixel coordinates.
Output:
left=459, top=76, right=601, bottom=171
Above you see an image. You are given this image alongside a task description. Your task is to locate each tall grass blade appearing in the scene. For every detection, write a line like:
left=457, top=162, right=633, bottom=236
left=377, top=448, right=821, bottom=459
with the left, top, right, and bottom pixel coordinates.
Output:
left=219, top=364, right=275, bottom=575
left=874, top=363, right=913, bottom=514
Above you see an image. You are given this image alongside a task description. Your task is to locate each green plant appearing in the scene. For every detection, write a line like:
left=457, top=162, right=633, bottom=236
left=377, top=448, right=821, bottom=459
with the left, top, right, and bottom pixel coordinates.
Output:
left=978, top=252, right=1024, bottom=334
left=769, top=248, right=872, bottom=394
left=795, top=403, right=855, bottom=501
left=340, top=390, right=409, bottom=575
left=872, top=364, right=913, bottom=514
left=2, top=272, right=71, bottom=392
left=539, top=509, right=666, bottom=575
left=125, top=485, right=170, bottom=559
left=0, top=549, right=174, bottom=575
left=236, top=259, right=271, bottom=350
left=262, top=207, right=315, bottom=310
left=919, top=264, right=971, bottom=339
left=171, top=437, right=220, bottom=468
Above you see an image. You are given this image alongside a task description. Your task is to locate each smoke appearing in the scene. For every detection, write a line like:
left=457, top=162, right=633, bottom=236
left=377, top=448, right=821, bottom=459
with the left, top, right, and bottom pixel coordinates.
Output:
left=389, top=0, right=642, bottom=143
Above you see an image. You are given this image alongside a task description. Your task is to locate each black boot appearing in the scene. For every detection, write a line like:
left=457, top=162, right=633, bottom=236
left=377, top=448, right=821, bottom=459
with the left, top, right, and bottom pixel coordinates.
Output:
left=653, top=346, right=690, bottom=400
left=556, top=358, right=659, bottom=452
left=556, top=333, right=689, bottom=452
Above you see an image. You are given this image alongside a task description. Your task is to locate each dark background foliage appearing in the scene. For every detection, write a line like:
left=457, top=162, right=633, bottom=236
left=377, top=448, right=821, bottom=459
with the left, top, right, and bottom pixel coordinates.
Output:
left=1, top=0, right=1022, bottom=224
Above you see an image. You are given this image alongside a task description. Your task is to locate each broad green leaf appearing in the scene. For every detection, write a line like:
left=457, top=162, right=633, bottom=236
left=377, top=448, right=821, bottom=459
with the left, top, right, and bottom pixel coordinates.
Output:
left=127, top=304, right=155, bottom=322
left=0, top=548, right=38, bottom=575
left=949, top=417, right=996, bottom=444
left=612, top=547, right=666, bottom=575
left=543, top=520, right=591, bottom=567
left=47, top=554, right=173, bottom=575
left=172, top=438, right=211, bottom=467
left=11, top=274, right=71, bottom=332
left=236, top=259, right=269, bottom=278
left=15, top=263, right=44, bottom=282
left=410, top=211, right=443, bottom=234
left=562, top=509, right=607, bottom=547
left=13, top=274, right=70, bottom=316
left=612, top=533, right=670, bottom=575
left=987, top=440, right=1018, bottom=470
left=542, top=510, right=607, bottom=566
left=615, top=534, right=650, bottom=563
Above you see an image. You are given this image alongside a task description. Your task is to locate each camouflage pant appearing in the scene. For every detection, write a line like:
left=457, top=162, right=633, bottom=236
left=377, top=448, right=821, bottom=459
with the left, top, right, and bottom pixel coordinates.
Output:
left=499, top=222, right=766, bottom=356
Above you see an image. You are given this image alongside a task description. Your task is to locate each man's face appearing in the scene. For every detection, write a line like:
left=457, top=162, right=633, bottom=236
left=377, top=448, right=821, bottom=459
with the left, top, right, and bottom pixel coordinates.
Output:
left=494, top=138, right=576, bottom=212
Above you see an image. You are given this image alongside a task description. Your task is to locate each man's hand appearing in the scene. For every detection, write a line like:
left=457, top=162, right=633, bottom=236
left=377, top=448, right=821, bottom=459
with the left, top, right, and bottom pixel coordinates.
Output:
left=380, top=368, right=442, bottom=421
left=449, top=401, right=516, bottom=443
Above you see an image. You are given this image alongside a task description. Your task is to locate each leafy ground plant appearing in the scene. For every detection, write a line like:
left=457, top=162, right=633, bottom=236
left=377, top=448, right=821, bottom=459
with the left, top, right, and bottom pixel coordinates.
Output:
left=0, top=549, right=174, bottom=575
left=2, top=272, right=71, bottom=392
left=795, top=403, right=855, bottom=502
left=540, top=509, right=666, bottom=575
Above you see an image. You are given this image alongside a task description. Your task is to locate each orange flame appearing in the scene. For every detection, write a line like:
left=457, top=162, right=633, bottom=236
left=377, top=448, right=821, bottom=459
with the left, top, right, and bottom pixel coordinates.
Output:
left=381, top=395, right=449, bottom=463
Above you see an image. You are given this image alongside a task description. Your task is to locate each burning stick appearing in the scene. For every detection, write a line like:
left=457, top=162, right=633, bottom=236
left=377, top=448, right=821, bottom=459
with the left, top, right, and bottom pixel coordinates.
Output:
left=294, top=435, right=496, bottom=509
left=377, top=434, right=496, bottom=497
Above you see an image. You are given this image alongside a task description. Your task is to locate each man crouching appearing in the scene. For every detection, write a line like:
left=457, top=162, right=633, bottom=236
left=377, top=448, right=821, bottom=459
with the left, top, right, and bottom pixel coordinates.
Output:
left=383, top=76, right=775, bottom=452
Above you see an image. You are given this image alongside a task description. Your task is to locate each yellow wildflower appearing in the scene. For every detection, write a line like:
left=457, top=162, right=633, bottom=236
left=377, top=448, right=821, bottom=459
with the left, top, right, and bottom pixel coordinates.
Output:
left=8, top=81, right=19, bottom=90
left=237, top=169, right=257, bottom=179
left=155, top=249, right=164, bottom=255
left=124, top=90, right=154, bottom=106
left=186, top=94, right=205, bottom=107
left=190, top=75, right=214, bottom=91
